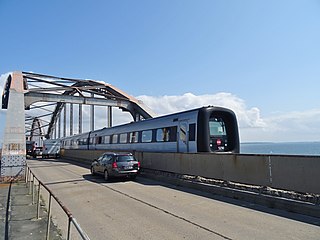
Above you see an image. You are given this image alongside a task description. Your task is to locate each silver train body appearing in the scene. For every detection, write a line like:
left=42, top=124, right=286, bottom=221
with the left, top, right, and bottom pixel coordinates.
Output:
left=61, top=106, right=240, bottom=153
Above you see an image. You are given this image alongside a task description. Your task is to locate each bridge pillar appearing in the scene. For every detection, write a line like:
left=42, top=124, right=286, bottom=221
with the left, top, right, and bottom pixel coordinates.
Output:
left=1, top=72, right=26, bottom=181
left=58, top=113, right=61, bottom=138
left=79, top=104, right=82, bottom=134
left=107, top=106, right=112, bottom=128
left=63, top=105, right=66, bottom=137
left=90, top=93, right=94, bottom=131
left=70, top=103, right=73, bottom=136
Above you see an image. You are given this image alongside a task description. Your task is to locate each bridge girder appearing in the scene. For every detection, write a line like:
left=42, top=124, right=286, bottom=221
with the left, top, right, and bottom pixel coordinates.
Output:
left=2, top=71, right=155, bottom=140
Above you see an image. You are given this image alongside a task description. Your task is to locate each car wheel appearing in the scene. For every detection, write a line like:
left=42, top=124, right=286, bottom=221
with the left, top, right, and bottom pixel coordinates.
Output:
left=91, top=167, right=96, bottom=176
left=104, top=170, right=109, bottom=181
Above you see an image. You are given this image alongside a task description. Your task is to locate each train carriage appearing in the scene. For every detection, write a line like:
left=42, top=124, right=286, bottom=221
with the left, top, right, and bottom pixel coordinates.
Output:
left=61, top=106, right=239, bottom=153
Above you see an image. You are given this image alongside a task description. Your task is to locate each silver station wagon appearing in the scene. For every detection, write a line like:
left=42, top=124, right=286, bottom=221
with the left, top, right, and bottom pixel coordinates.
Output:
left=91, top=152, right=140, bottom=180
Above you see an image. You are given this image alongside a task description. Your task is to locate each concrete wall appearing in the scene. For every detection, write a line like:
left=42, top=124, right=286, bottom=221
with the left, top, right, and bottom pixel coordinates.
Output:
left=136, top=152, right=320, bottom=194
left=62, top=149, right=320, bottom=194
left=61, top=149, right=105, bottom=164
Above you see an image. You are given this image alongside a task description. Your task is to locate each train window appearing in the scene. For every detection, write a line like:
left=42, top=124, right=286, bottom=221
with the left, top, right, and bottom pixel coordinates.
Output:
left=156, top=128, right=170, bottom=142
left=120, top=133, right=127, bottom=143
left=189, top=123, right=196, bottom=141
left=129, top=132, right=139, bottom=143
left=79, top=138, right=87, bottom=145
left=179, top=122, right=188, bottom=143
left=112, top=134, right=118, bottom=144
left=142, top=130, right=152, bottom=143
left=89, top=138, right=94, bottom=145
left=209, top=118, right=227, bottom=136
left=171, top=127, right=176, bottom=142
left=103, top=136, right=110, bottom=144
left=209, top=118, right=228, bottom=152
left=155, top=127, right=178, bottom=142
left=156, top=129, right=164, bottom=142
left=96, top=136, right=102, bottom=144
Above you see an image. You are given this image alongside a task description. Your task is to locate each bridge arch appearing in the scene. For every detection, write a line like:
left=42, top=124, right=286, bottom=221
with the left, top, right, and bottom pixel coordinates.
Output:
left=1, top=71, right=155, bottom=180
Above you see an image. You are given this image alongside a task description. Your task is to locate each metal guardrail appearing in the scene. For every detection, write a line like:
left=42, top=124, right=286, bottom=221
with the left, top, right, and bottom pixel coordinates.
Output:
left=25, top=165, right=90, bottom=240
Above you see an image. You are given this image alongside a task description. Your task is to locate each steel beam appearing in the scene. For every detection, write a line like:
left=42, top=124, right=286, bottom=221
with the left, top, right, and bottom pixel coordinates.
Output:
left=90, top=93, right=94, bottom=131
left=57, top=114, right=60, bottom=139
left=63, top=105, right=66, bottom=137
left=79, top=104, right=82, bottom=134
left=70, top=104, right=73, bottom=136
left=107, top=106, right=112, bottom=128
left=1, top=71, right=156, bottom=154
left=24, top=92, right=131, bottom=109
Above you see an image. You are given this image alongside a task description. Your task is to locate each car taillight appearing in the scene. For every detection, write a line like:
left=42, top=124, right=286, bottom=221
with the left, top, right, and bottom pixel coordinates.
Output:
left=112, top=162, right=118, bottom=169
left=138, top=162, right=141, bottom=168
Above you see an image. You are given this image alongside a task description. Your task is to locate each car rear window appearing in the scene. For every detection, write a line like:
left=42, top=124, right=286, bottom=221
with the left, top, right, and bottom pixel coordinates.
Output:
left=117, top=155, right=135, bottom=162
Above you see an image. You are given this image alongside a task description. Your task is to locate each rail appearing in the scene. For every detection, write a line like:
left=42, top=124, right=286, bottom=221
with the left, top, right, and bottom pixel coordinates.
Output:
left=25, top=165, right=90, bottom=240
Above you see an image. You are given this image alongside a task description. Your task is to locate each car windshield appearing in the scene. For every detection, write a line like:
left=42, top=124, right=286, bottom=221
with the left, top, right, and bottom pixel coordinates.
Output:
left=116, top=155, right=135, bottom=162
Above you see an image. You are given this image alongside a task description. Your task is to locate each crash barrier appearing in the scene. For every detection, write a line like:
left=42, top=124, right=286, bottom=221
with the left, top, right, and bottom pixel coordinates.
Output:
left=135, top=152, right=320, bottom=195
left=25, top=166, right=90, bottom=240
left=61, top=149, right=320, bottom=195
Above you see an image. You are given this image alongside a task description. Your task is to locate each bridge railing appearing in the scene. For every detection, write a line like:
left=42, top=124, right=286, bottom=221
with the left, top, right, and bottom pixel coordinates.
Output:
left=25, top=165, right=90, bottom=240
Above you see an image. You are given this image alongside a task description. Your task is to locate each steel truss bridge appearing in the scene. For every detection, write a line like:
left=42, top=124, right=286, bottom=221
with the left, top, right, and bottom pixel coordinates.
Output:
left=0, top=71, right=155, bottom=180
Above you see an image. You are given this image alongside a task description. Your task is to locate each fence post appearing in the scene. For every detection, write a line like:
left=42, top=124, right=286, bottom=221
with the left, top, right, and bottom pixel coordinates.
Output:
left=25, top=166, right=28, bottom=184
left=32, top=175, right=35, bottom=204
left=26, top=167, right=30, bottom=188
left=67, top=217, right=72, bottom=240
left=37, top=181, right=41, bottom=219
left=46, top=193, right=52, bottom=240
left=28, top=171, right=32, bottom=195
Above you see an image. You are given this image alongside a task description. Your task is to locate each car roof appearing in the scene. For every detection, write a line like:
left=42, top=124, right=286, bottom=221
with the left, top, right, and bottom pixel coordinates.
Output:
left=103, top=152, right=132, bottom=156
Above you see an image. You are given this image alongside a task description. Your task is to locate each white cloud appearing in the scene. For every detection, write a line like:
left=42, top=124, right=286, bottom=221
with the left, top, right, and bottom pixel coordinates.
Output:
left=135, top=93, right=268, bottom=141
left=256, top=109, right=320, bottom=142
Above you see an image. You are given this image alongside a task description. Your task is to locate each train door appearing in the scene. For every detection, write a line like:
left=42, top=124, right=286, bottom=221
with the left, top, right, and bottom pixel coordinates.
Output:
left=178, top=120, right=189, bottom=152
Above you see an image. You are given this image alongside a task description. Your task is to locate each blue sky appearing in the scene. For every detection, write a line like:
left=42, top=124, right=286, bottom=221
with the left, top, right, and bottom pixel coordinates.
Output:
left=1, top=0, right=320, bottom=142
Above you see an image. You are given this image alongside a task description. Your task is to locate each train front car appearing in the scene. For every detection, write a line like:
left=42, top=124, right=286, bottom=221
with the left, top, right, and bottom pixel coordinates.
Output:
left=197, top=106, right=240, bottom=153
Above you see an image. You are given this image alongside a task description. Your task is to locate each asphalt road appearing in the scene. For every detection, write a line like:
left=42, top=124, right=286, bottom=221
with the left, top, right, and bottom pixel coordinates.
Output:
left=27, top=158, right=320, bottom=240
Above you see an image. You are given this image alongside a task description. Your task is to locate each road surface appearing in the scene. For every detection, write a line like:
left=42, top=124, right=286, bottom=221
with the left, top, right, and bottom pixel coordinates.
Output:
left=27, top=158, right=320, bottom=240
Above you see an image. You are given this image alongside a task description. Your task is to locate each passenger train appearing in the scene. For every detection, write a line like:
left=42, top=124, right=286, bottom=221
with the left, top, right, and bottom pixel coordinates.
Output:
left=61, top=106, right=240, bottom=153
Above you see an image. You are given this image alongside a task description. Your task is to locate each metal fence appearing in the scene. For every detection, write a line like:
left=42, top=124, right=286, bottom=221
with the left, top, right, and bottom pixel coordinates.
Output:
left=25, top=165, right=90, bottom=240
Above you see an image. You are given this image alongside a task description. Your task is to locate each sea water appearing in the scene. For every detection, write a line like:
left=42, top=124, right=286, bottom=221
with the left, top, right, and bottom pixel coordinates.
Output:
left=240, top=142, right=320, bottom=156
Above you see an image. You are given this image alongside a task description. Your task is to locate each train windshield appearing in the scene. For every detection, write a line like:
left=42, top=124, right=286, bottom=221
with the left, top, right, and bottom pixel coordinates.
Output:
left=209, top=118, right=226, bottom=136
left=209, top=118, right=228, bottom=152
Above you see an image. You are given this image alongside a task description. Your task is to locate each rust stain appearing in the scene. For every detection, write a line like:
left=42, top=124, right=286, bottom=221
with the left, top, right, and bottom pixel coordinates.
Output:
left=0, top=183, right=11, bottom=188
